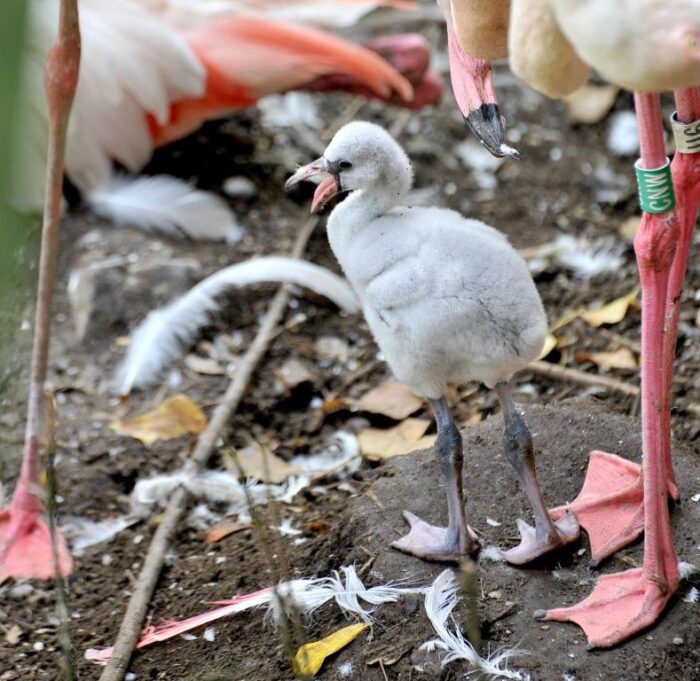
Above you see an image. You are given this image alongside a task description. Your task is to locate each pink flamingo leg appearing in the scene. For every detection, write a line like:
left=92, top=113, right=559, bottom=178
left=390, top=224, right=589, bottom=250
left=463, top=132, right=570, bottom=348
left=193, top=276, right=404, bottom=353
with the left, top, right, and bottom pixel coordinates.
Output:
left=549, top=87, right=700, bottom=565
left=0, top=0, right=80, bottom=581
left=540, top=93, right=681, bottom=648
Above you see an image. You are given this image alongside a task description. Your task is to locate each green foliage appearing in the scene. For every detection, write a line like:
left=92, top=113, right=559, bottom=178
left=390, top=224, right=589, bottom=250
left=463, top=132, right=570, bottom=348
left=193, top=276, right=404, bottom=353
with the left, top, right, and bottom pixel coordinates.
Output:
left=0, top=1, right=39, bottom=398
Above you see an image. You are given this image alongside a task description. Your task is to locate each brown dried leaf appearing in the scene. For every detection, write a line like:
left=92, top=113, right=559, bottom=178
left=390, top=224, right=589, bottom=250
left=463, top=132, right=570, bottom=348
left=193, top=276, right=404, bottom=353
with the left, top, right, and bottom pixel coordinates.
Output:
left=587, top=347, right=638, bottom=371
left=110, top=393, right=207, bottom=446
left=564, top=84, right=619, bottom=124
left=580, top=288, right=639, bottom=327
left=184, top=354, right=225, bottom=376
left=4, top=624, right=22, bottom=645
left=359, top=418, right=435, bottom=461
left=204, top=521, right=250, bottom=544
left=226, top=442, right=300, bottom=484
left=354, top=381, right=424, bottom=420
left=618, top=216, right=642, bottom=241
left=273, top=358, right=317, bottom=393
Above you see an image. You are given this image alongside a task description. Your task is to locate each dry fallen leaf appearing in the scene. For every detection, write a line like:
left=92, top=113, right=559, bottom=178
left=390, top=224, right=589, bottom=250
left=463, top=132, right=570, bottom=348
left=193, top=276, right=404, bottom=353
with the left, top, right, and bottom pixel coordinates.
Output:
left=4, top=624, right=22, bottom=645
left=618, top=216, right=642, bottom=241
left=273, top=358, right=317, bottom=393
left=586, top=347, right=638, bottom=371
left=204, top=521, right=250, bottom=544
left=580, top=288, right=639, bottom=327
left=564, top=83, right=619, bottom=124
left=110, top=393, right=207, bottom=446
left=354, top=381, right=424, bottom=420
left=293, top=623, right=367, bottom=677
left=359, top=418, right=435, bottom=461
left=184, top=354, right=225, bottom=376
left=537, top=334, right=557, bottom=360
left=226, top=442, right=300, bottom=484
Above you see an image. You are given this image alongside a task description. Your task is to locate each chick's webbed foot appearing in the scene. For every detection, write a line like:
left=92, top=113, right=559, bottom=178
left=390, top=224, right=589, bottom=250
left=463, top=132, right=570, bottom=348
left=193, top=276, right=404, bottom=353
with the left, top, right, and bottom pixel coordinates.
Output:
left=504, top=512, right=579, bottom=565
left=392, top=510, right=479, bottom=562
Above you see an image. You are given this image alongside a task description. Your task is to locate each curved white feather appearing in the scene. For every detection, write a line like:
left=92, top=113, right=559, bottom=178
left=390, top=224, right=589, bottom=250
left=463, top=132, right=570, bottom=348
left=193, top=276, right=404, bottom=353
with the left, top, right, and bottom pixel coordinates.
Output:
left=86, top=175, right=245, bottom=242
left=115, top=257, right=360, bottom=394
left=422, top=570, right=527, bottom=680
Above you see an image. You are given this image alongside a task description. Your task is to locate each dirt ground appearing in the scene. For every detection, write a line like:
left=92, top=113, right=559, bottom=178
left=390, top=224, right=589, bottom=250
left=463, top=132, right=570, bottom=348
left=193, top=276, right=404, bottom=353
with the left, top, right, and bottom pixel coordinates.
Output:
left=1, top=10, right=700, bottom=681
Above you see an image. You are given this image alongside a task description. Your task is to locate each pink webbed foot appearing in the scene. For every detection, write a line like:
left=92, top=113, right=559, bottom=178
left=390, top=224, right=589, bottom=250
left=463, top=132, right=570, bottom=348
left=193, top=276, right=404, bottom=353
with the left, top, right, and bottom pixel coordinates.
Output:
left=549, top=451, right=677, bottom=565
left=504, top=512, right=580, bottom=566
left=391, top=511, right=480, bottom=563
left=0, top=504, right=73, bottom=582
left=538, top=566, right=679, bottom=649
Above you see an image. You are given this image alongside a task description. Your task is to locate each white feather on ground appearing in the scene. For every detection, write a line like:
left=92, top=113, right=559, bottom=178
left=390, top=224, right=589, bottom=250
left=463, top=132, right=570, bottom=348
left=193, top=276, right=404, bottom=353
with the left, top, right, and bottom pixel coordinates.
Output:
left=86, top=175, right=244, bottom=243
left=61, top=515, right=136, bottom=555
left=129, top=469, right=310, bottom=519
left=86, top=564, right=424, bottom=663
left=268, top=566, right=423, bottom=625
left=421, top=570, right=527, bottom=680
left=114, top=256, right=361, bottom=394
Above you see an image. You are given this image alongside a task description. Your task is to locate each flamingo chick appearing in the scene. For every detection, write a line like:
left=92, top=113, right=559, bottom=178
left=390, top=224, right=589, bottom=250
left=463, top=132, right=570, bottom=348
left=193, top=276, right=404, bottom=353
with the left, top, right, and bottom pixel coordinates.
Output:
left=286, top=121, right=579, bottom=564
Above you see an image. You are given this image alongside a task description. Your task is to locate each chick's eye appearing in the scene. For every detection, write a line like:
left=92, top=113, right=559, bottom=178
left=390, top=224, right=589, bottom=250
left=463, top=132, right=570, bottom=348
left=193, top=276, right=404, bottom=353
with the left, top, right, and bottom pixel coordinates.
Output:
left=338, top=160, right=352, bottom=170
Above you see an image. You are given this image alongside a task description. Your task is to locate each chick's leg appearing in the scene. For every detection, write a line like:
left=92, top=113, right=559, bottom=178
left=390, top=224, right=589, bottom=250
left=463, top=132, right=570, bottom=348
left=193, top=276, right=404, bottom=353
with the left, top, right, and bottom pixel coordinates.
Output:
left=392, top=396, right=479, bottom=562
left=495, top=382, right=579, bottom=565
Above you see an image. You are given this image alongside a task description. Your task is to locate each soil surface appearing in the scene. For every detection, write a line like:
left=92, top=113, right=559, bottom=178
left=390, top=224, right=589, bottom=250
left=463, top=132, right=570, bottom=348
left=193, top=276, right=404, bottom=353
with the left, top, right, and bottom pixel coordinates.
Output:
left=1, top=6, right=700, bottom=681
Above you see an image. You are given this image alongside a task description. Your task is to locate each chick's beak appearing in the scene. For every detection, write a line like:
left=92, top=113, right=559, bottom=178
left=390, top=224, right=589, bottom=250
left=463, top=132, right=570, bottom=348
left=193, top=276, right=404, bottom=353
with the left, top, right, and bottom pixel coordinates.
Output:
left=446, top=28, right=518, bottom=159
left=285, top=157, right=341, bottom=214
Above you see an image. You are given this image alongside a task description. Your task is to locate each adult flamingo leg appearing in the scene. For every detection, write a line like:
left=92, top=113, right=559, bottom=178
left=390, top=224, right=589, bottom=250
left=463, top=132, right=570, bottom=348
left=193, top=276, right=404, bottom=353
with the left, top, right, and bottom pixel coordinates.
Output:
left=0, top=0, right=80, bottom=581
left=549, top=87, right=700, bottom=566
left=540, top=94, right=680, bottom=648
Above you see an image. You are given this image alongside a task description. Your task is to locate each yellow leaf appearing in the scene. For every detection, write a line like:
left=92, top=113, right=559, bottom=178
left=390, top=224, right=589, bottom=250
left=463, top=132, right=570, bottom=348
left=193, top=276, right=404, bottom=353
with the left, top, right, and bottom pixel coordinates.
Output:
left=580, top=288, right=639, bottom=327
left=110, top=394, right=207, bottom=446
left=293, top=623, right=367, bottom=678
left=550, top=307, right=585, bottom=333
left=588, top=347, right=638, bottom=371
left=354, top=381, right=424, bottom=420
left=537, top=334, right=557, bottom=360
left=618, top=216, right=642, bottom=241
left=359, top=418, right=435, bottom=461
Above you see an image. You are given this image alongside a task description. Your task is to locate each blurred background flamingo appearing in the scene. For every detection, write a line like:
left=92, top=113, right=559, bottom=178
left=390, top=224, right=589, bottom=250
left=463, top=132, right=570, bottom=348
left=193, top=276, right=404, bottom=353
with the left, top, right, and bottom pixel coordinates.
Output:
left=16, top=0, right=441, bottom=232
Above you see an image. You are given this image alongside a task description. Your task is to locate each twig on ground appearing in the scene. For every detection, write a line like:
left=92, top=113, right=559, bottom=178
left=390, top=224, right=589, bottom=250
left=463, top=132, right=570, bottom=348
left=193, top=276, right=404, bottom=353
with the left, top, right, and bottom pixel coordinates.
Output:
left=45, top=393, right=76, bottom=681
left=98, top=217, right=318, bottom=681
left=529, top=360, right=700, bottom=417
left=529, top=360, right=639, bottom=396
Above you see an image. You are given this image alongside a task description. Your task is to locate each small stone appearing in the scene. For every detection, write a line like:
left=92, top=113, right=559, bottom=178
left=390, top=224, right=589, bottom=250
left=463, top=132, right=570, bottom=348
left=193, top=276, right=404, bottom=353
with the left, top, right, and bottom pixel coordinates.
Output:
left=577, top=548, right=586, bottom=556
left=32, top=641, right=45, bottom=652
left=488, top=590, right=502, bottom=600
left=8, top=584, right=34, bottom=600
left=223, top=176, right=257, bottom=199
left=673, top=636, right=684, bottom=646
left=540, top=625, right=550, bottom=631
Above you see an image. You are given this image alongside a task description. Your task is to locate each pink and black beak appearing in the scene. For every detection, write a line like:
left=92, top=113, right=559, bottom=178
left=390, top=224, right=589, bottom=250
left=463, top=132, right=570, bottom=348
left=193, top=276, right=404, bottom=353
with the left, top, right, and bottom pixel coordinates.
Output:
left=285, top=157, right=342, bottom=214
left=446, top=28, right=518, bottom=159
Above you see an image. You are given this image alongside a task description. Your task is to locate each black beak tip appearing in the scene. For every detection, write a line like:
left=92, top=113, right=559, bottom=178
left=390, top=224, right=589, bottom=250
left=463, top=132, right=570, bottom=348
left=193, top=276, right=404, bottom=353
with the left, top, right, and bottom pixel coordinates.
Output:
left=464, top=104, right=519, bottom=160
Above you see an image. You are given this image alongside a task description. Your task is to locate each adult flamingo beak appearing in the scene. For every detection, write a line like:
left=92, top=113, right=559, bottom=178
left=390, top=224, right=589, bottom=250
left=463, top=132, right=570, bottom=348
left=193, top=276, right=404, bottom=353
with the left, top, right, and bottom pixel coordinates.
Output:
left=446, top=28, right=518, bottom=159
left=285, top=158, right=341, bottom=214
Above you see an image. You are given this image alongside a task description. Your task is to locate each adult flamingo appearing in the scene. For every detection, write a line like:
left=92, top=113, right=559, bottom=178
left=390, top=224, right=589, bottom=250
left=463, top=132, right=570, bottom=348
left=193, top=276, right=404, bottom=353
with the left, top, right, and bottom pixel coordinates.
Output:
left=17, top=0, right=440, bottom=211
left=439, top=0, right=700, bottom=647
left=534, top=0, right=700, bottom=647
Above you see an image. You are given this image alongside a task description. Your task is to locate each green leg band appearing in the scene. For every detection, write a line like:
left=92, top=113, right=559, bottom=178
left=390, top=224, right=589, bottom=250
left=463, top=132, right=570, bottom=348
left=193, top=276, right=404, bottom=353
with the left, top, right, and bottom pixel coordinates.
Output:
left=634, top=158, right=675, bottom=214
